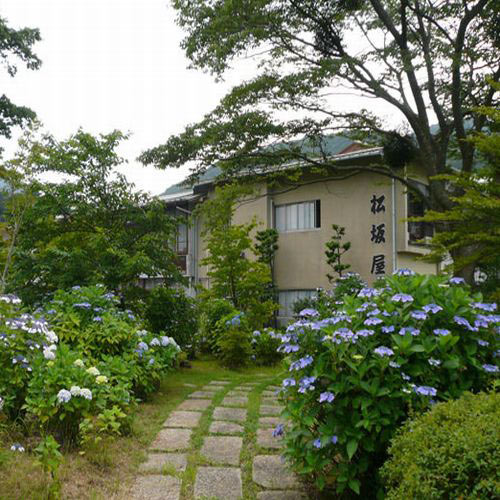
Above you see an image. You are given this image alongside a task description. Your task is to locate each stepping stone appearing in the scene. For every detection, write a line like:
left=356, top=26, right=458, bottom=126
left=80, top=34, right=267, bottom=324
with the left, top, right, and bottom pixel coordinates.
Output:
left=233, top=386, right=253, bottom=392
left=194, top=466, right=242, bottom=500
left=260, top=405, right=282, bottom=416
left=209, top=380, right=231, bottom=385
left=200, top=386, right=221, bottom=392
left=149, top=428, right=192, bottom=451
left=213, top=407, right=247, bottom=423
left=130, top=474, right=181, bottom=500
left=257, top=491, right=306, bottom=500
left=187, top=391, right=215, bottom=399
left=259, top=416, right=281, bottom=428
left=261, top=390, right=278, bottom=397
left=183, top=383, right=197, bottom=388
left=240, top=382, right=259, bottom=386
left=139, top=452, right=187, bottom=473
left=226, top=390, right=249, bottom=397
left=201, top=436, right=243, bottom=465
left=163, top=410, right=201, bottom=428
left=221, top=397, right=248, bottom=407
left=253, top=455, right=300, bottom=489
left=209, top=421, right=244, bottom=435
left=257, top=428, right=282, bottom=449
left=177, top=399, right=212, bottom=411
left=261, top=397, right=280, bottom=405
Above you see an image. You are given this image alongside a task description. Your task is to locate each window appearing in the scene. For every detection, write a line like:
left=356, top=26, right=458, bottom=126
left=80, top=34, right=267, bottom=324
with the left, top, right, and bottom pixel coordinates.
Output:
left=274, top=200, right=321, bottom=232
left=278, top=290, right=316, bottom=319
left=407, top=192, right=433, bottom=243
left=176, top=222, right=188, bottom=254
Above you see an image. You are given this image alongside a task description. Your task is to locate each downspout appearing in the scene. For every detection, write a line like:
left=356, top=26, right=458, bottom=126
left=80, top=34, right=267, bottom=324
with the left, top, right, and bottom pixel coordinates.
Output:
left=391, top=178, right=397, bottom=273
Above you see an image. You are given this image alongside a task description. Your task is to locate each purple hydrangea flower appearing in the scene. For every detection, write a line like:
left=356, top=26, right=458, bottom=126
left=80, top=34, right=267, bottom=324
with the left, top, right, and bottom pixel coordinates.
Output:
left=482, top=364, right=499, bottom=373
left=318, top=391, right=335, bottom=403
left=331, top=435, right=338, bottom=444
left=391, top=293, right=414, bottom=303
left=272, top=424, right=284, bottom=437
left=414, top=385, right=437, bottom=397
left=313, top=438, right=322, bottom=449
left=282, top=378, right=296, bottom=387
left=279, top=343, right=300, bottom=354
left=366, top=308, right=381, bottom=317
left=422, top=303, right=443, bottom=314
left=399, top=327, right=420, bottom=336
left=382, top=325, right=395, bottom=334
left=477, top=339, right=489, bottom=347
left=298, top=376, right=316, bottom=393
left=358, top=288, right=379, bottom=298
left=449, top=277, right=465, bottom=285
left=374, top=346, right=394, bottom=357
left=356, top=329, right=374, bottom=337
left=433, top=328, right=450, bottom=336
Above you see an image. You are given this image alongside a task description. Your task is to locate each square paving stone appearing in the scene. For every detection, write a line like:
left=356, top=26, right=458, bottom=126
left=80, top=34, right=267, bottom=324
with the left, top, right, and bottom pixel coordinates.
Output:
left=257, top=428, right=282, bottom=449
left=131, top=474, right=181, bottom=500
left=257, top=491, right=306, bottom=500
left=139, top=452, right=187, bottom=473
left=209, top=380, right=232, bottom=385
left=261, top=390, right=278, bottom=397
left=200, top=385, right=222, bottom=392
left=177, top=399, right=212, bottom=412
left=213, top=407, right=247, bottom=423
left=221, top=397, right=248, bottom=407
left=259, top=416, right=282, bottom=428
left=260, top=405, right=282, bottom=416
left=149, top=428, right=192, bottom=451
left=253, top=455, right=300, bottom=489
left=195, top=466, right=242, bottom=500
left=233, top=386, right=253, bottom=392
left=188, top=391, right=216, bottom=399
left=226, top=390, right=249, bottom=397
left=163, top=410, right=202, bottom=428
left=261, top=398, right=281, bottom=406
left=201, top=436, right=243, bottom=465
left=183, top=383, right=197, bottom=388
left=209, top=421, right=244, bottom=435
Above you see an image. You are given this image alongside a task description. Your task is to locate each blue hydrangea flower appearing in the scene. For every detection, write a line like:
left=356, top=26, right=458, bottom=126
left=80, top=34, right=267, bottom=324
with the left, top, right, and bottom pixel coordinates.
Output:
left=389, top=361, right=400, bottom=368
left=298, top=376, right=316, bottom=393
left=10, top=443, right=25, bottom=452
left=414, top=385, right=437, bottom=397
left=74, top=302, right=91, bottom=309
left=279, top=343, right=300, bottom=354
left=313, top=438, right=322, bottom=449
left=318, top=391, right=335, bottom=403
left=150, top=338, right=160, bottom=347
left=471, top=302, right=497, bottom=312
left=282, top=378, right=296, bottom=387
left=137, top=341, right=149, bottom=351
left=482, top=364, right=499, bottom=373
left=433, top=328, right=450, bottom=336
left=366, top=308, right=381, bottom=317
left=364, top=317, right=383, bottom=326
left=394, top=268, right=415, bottom=276
left=356, top=329, right=374, bottom=337
left=374, top=346, right=394, bottom=357
left=449, top=277, right=465, bottom=285
left=358, top=287, right=379, bottom=298
left=477, top=339, right=489, bottom=347
left=92, top=316, right=102, bottom=322
left=382, top=325, right=395, bottom=334
left=422, top=303, right=443, bottom=314
left=391, top=293, right=414, bottom=303
left=401, top=373, right=411, bottom=381
left=272, top=424, right=284, bottom=437
left=399, top=327, right=420, bottom=336
left=57, top=389, right=72, bottom=404
left=299, top=308, right=319, bottom=318
left=411, top=310, right=427, bottom=321
left=331, top=435, right=338, bottom=444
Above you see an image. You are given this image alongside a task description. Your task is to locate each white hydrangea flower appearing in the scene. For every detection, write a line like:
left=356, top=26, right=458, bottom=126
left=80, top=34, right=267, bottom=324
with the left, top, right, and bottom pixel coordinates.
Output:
left=136, top=329, right=148, bottom=337
left=43, top=347, right=56, bottom=360
left=80, top=388, right=92, bottom=400
left=73, top=359, right=85, bottom=368
left=57, top=389, right=72, bottom=404
left=0, top=396, right=4, bottom=411
left=86, top=367, right=100, bottom=376
left=96, top=375, right=108, bottom=384
left=45, top=330, right=58, bottom=344
left=70, top=386, right=82, bottom=397
left=150, top=337, right=160, bottom=347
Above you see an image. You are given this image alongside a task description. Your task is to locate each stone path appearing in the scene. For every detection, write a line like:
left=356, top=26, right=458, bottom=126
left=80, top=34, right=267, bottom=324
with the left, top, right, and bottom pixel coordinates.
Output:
left=130, top=379, right=307, bottom=499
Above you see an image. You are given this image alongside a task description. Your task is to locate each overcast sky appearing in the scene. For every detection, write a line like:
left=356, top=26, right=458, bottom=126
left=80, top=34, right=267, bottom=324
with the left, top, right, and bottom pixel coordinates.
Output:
left=0, top=0, right=259, bottom=195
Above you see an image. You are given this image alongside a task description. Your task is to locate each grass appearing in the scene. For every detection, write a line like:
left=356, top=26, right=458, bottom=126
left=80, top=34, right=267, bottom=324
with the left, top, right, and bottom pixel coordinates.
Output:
left=0, top=359, right=283, bottom=499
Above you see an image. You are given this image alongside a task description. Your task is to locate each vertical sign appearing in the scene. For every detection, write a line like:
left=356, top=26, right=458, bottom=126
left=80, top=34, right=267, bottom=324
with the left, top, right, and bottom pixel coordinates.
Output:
left=370, top=194, right=387, bottom=276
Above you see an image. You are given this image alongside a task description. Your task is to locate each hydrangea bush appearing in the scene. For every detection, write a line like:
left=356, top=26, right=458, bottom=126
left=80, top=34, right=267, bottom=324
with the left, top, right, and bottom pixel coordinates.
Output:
left=277, top=271, right=499, bottom=496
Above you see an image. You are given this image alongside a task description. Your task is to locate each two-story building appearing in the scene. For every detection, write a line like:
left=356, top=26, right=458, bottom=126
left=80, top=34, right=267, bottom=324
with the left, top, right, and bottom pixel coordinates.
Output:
left=156, top=136, right=437, bottom=322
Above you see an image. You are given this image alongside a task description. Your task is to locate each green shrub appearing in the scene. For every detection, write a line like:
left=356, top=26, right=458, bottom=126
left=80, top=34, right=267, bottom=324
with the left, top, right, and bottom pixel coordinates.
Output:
left=215, top=312, right=252, bottom=368
left=143, top=286, right=197, bottom=351
left=251, top=328, right=283, bottom=366
left=381, top=391, right=500, bottom=499
left=278, top=271, right=499, bottom=496
left=197, top=298, right=237, bottom=354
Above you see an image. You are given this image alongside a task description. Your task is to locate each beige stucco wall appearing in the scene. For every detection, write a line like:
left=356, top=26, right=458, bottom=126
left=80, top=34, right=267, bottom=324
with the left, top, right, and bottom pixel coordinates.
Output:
left=191, top=168, right=436, bottom=293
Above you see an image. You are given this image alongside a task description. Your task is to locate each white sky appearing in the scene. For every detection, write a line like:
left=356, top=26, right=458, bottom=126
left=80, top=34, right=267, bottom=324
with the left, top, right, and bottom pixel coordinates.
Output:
left=0, top=1, right=405, bottom=196
left=0, top=0, right=258, bottom=195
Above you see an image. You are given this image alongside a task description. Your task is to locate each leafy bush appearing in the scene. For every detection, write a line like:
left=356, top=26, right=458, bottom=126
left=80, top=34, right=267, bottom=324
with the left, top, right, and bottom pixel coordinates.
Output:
left=278, top=271, right=499, bottom=496
left=215, top=312, right=252, bottom=368
left=144, top=286, right=198, bottom=350
left=251, top=328, right=283, bottom=366
left=197, top=298, right=237, bottom=354
left=381, top=391, right=500, bottom=499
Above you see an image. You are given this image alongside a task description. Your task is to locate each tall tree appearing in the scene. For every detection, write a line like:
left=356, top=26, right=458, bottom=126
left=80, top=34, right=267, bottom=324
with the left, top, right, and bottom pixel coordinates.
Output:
left=6, top=129, right=182, bottom=305
left=0, top=17, right=41, bottom=149
left=140, top=0, right=499, bottom=282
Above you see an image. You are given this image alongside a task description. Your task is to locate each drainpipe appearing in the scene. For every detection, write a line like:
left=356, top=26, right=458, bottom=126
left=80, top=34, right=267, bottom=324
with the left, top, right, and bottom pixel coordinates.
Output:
left=391, top=178, right=397, bottom=273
